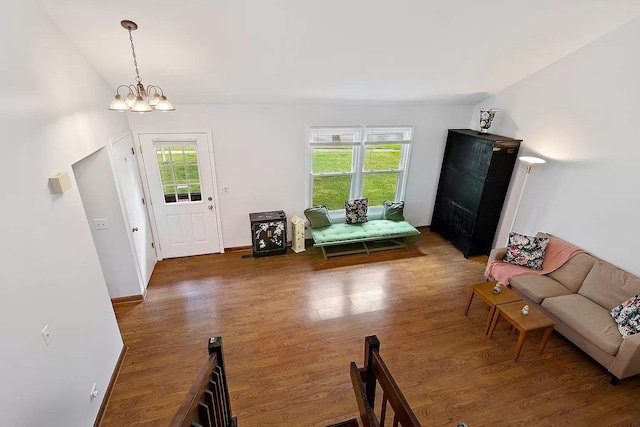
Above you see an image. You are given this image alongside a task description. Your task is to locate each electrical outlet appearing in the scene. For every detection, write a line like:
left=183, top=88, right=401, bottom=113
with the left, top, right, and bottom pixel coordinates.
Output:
left=41, top=325, right=53, bottom=345
left=220, top=186, right=229, bottom=194
left=94, top=218, right=109, bottom=230
left=90, top=383, right=99, bottom=401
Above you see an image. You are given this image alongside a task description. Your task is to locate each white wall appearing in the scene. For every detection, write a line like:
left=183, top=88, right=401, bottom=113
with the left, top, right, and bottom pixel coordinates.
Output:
left=0, top=2, right=129, bottom=426
left=73, top=148, right=143, bottom=298
left=472, top=16, right=640, bottom=276
left=128, top=104, right=472, bottom=247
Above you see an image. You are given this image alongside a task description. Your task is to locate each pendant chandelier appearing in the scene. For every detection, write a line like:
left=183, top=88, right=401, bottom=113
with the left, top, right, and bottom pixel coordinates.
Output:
left=109, top=20, right=175, bottom=113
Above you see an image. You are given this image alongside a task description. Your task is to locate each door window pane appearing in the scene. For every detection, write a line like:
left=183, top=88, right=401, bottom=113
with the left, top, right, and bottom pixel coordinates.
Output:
left=187, top=166, right=200, bottom=181
left=313, top=176, right=352, bottom=210
left=155, top=145, right=202, bottom=203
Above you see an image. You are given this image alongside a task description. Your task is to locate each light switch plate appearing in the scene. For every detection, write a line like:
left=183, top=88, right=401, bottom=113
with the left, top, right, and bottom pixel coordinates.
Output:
left=42, top=325, right=53, bottom=345
left=90, top=383, right=98, bottom=400
left=94, top=219, right=109, bottom=230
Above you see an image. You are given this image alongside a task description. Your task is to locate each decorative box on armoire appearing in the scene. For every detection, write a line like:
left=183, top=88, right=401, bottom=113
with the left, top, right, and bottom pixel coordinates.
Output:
left=431, top=129, right=521, bottom=258
left=250, top=211, right=287, bottom=257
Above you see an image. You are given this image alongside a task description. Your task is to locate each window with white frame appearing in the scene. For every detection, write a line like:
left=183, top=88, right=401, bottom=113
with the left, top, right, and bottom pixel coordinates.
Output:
left=306, top=125, right=413, bottom=210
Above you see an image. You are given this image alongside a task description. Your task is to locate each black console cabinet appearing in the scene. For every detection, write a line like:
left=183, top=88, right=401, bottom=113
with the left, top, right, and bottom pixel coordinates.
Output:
left=250, top=211, right=287, bottom=257
left=431, top=129, right=521, bottom=258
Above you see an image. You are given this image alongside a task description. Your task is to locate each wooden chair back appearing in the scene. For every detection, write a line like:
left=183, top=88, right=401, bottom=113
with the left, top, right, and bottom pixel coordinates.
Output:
left=169, top=337, right=237, bottom=427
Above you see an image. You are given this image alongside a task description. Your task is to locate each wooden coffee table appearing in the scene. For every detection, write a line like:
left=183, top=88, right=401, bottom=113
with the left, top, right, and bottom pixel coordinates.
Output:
left=488, top=301, right=556, bottom=362
left=463, top=281, right=523, bottom=334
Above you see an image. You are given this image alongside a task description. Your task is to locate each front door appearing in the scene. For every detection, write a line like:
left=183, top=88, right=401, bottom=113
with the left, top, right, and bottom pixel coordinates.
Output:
left=137, top=132, right=223, bottom=259
left=111, top=133, right=157, bottom=287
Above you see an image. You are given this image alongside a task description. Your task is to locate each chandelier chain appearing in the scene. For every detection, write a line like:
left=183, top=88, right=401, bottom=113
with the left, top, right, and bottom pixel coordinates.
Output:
left=128, top=29, right=142, bottom=84
left=109, top=20, right=174, bottom=112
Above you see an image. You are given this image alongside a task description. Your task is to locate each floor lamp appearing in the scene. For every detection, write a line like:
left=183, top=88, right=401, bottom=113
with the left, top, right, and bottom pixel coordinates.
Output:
left=508, top=156, right=546, bottom=236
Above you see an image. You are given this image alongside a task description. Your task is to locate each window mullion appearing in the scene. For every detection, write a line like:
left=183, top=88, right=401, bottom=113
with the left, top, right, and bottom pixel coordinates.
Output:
left=311, top=171, right=352, bottom=178
left=363, top=169, right=401, bottom=175
left=351, top=130, right=365, bottom=199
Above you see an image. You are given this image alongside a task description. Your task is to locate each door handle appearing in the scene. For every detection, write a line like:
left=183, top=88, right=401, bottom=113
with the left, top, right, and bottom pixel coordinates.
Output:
left=132, top=227, right=139, bottom=232
left=208, top=205, right=213, bottom=210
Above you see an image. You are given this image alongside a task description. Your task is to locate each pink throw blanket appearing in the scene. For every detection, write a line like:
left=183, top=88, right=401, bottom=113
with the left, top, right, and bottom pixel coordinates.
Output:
left=485, top=236, right=585, bottom=284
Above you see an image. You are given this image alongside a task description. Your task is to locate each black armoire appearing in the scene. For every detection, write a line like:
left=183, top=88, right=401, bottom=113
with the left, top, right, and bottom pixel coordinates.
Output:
left=431, top=129, right=521, bottom=258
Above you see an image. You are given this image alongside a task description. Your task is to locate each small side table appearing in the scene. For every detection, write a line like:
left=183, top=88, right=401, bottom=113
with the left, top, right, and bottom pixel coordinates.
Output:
left=463, top=281, right=522, bottom=334
left=488, top=301, right=556, bottom=362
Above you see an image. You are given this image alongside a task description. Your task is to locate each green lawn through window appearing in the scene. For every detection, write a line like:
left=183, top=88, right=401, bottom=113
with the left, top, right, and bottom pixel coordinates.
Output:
left=156, top=146, right=201, bottom=196
left=312, top=145, right=401, bottom=209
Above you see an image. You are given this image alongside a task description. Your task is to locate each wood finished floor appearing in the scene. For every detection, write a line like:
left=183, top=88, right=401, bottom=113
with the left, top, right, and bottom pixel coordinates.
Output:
left=103, top=231, right=640, bottom=426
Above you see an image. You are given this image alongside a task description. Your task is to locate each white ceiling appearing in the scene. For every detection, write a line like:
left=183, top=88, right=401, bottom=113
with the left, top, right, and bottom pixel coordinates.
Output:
left=38, top=0, right=640, bottom=105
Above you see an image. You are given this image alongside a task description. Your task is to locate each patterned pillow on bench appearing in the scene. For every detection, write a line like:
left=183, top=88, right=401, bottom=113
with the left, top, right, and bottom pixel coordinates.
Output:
left=345, top=198, right=368, bottom=224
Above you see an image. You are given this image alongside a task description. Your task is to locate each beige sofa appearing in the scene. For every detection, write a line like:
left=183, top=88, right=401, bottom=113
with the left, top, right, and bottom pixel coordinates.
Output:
left=488, top=242, right=640, bottom=383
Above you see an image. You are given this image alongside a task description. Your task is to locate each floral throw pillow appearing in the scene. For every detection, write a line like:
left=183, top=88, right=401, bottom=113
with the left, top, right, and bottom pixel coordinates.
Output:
left=345, top=198, right=368, bottom=224
left=503, top=232, right=550, bottom=270
left=610, top=294, right=640, bottom=338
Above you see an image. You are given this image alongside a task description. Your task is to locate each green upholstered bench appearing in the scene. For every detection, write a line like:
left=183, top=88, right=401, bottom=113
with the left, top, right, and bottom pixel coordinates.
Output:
left=309, top=220, right=420, bottom=259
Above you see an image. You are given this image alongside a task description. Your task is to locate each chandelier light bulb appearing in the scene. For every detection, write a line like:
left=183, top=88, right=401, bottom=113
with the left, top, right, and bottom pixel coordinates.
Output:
left=131, top=95, right=152, bottom=113
left=154, top=95, right=175, bottom=112
left=108, top=94, right=130, bottom=112
left=125, top=92, right=136, bottom=108
left=148, top=93, right=160, bottom=108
